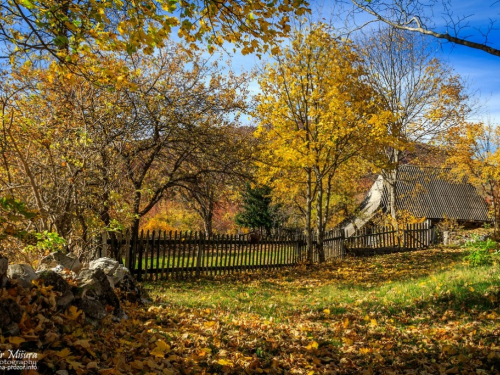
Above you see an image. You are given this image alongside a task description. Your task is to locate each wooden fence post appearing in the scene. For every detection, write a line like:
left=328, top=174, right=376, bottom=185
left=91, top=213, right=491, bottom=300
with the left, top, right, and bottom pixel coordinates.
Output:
left=294, top=234, right=302, bottom=263
left=137, top=230, right=144, bottom=282
left=196, top=232, right=204, bottom=277
left=101, top=231, right=108, bottom=258
left=396, top=224, right=401, bottom=249
left=125, top=229, right=132, bottom=271
left=340, top=229, right=346, bottom=259
left=426, top=219, right=432, bottom=247
left=96, top=235, right=102, bottom=259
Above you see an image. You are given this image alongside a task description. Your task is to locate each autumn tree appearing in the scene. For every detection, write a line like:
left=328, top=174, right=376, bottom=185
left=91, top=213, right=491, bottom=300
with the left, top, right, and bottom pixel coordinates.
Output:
left=0, top=60, right=132, bottom=253
left=359, top=26, right=471, bottom=220
left=0, top=0, right=309, bottom=65
left=255, top=24, right=390, bottom=263
left=178, top=125, right=255, bottom=237
left=445, top=122, right=500, bottom=233
left=0, top=41, right=249, bottom=257
left=108, top=45, right=249, bottom=240
left=350, top=0, right=500, bottom=57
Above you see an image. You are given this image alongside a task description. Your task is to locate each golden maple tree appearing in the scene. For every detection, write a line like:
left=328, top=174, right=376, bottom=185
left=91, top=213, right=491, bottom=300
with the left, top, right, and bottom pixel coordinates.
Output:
left=445, top=122, right=500, bottom=234
left=254, top=23, right=392, bottom=262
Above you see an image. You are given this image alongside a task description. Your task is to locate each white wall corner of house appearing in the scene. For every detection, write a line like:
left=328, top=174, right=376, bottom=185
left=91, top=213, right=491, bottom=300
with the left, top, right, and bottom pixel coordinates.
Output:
left=343, top=175, right=384, bottom=237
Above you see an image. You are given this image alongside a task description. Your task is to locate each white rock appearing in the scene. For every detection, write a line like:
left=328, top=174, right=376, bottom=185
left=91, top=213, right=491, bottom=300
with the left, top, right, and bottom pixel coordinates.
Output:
left=89, top=257, right=130, bottom=288
left=7, top=264, right=38, bottom=288
left=38, top=252, right=82, bottom=273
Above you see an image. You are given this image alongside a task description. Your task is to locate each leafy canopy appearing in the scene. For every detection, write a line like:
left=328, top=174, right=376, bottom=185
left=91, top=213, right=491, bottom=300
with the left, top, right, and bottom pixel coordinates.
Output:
left=0, top=0, right=310, bottom=65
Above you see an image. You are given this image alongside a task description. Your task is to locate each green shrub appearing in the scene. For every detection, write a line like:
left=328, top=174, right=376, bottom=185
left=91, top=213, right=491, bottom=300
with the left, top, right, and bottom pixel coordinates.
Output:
left=25, top=231, right=67, bottom=253
left=463, top=234, right=499, bottom=267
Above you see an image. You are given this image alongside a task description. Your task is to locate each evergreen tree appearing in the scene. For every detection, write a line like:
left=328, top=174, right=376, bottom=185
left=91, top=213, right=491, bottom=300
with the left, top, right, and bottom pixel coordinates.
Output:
left=235, top=184, right=280, bottom=235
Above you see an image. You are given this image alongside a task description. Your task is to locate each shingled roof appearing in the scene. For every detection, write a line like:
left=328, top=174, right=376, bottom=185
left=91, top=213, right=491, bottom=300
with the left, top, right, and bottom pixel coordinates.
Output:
left=342, top=166, right=490, bottom=236
left=380, top=166, right=490, bottom=222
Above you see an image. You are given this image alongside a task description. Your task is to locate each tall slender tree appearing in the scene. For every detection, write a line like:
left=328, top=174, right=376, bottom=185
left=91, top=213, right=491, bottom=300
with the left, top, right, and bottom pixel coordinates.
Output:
left=360, top=26, right=472, bottom=219
left=255, top=23, right=390, bottom=262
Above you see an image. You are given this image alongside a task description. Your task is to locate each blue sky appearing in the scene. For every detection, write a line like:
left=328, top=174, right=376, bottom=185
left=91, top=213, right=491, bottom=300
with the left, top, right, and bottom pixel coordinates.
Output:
left=397, top=0, right=500, bottom=123
left=212, top=0, right=500, bottom=125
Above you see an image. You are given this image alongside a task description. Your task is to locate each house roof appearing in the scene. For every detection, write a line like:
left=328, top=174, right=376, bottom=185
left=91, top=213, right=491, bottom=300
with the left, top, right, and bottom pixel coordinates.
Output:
left=381, top=166, right=489, bottom=222
left=342, top=166, right=490, bottom=236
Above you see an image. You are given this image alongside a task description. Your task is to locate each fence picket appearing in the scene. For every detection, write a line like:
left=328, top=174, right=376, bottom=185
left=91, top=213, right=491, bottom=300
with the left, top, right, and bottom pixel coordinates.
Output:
left=254, top=236, right=258, bottom=268
left=228, top=234, right=233, bottom=272
left=224, top=234, right=230, bottom=272
left=151, top=230, right=156, bottom=281
left=236, top=234, right=241, bottom=272
left=139, top=230, right=148, bottom=280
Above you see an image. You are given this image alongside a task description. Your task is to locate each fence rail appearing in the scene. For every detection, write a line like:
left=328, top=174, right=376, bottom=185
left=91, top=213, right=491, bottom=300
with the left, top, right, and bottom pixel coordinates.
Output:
left=100, top=221, right=434, bottom=280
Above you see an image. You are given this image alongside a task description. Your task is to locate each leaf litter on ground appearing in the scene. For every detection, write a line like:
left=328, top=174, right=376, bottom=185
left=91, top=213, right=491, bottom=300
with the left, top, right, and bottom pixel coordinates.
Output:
left=1, top=247, right=500, bottom=374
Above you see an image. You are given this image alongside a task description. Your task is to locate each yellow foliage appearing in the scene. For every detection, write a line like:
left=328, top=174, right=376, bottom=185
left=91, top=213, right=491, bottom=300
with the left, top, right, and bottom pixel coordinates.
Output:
left=445, top=121, right=500, bottom=230
left=254, top=24, right=392, bottom=255
left=2, top=0, right=310, bottom=73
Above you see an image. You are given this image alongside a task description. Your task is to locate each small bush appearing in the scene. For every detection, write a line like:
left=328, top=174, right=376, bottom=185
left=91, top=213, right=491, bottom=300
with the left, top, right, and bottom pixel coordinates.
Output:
left=463, top=234, right=499, bottom=267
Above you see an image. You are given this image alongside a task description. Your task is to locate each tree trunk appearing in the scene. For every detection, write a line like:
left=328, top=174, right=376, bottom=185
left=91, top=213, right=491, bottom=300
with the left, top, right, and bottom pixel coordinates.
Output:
left=203, top=211, right=213, bottom=237
left=492, top=185, right=499, bottom=237
left=387, top=151, right=399, bottom=221
left=316, top=176, right=325, bottom=263
left=128, top=190, right=142, bottom=267
left=306, top=168, right=313, bottom=263
left=389, top=170, right=397, bottom=220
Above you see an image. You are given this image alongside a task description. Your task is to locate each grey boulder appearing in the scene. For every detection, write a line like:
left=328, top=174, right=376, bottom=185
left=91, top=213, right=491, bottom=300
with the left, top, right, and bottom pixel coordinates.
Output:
left=88, top=257, right=129, bottom=288
left=8, top=263, right=38, bottom=288
left=0, top=298, right=23, bottom=335
left=38, top=251, right=82, bottom=273
left=76, top=268, right=123, bottom=320
left=37, top=270, right=74, bottom=308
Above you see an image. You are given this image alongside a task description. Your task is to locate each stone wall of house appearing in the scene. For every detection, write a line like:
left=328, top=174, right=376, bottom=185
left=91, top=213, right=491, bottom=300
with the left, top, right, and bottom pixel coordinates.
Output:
left=442, top=229, right=493, bottom=246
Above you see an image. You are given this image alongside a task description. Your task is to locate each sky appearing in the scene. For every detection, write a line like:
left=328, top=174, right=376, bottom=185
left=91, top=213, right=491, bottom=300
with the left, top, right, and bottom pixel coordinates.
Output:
left=215, top=0, right=500, bottom=125
left=407, top=0, right=500, bottom=123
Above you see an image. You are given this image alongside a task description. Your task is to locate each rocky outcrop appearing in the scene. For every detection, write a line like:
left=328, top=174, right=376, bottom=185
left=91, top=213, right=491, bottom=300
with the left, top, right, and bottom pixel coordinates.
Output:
left=38, top=251, right=82, bottom=273
left=442, top=231, right=492, bottom=246
left=1, top=255, right=141, bottom=326
left=116, top=272, right=142, bottom=303
left=74, top=297, right=107, bottom=321
left=76, top=268, right=122, bottom=314
left=7, top=263, right=38, bottom=288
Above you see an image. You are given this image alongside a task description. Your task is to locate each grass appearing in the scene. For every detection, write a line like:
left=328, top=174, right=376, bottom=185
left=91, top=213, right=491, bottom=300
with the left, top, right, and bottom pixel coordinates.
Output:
left=128, top=248, right=298, bottom=271
left=9, top=245, right=500, bottom=374
left=134, top=247, right=500, bottom=373
left=144, top=247, right=499, bottom=320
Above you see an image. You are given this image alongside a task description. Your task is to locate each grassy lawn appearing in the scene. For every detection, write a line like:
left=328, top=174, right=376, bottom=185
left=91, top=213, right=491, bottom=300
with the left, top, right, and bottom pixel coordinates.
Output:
left=129, top=248, right=298, bottom=274
left=137, top=247, right=500, bottom=374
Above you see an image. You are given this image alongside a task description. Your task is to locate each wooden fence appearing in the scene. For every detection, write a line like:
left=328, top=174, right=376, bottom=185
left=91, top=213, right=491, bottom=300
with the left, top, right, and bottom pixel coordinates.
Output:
left=99, top=221, right=434, bottom=280
left=101, top=231, right=310, bottom=281
left=345, top=220, right=434, bottom=256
